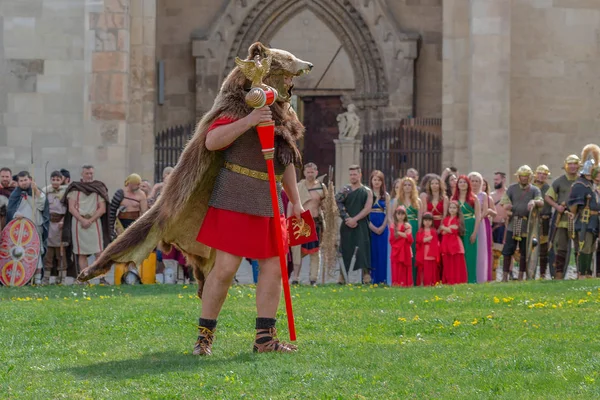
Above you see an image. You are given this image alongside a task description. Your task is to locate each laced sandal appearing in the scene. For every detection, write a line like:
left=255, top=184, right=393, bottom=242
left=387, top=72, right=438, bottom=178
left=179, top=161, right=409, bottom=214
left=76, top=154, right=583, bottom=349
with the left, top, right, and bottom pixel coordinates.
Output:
left=253, top=327, right=298, bottom=353
left=193, top=327, right=215, bottom=356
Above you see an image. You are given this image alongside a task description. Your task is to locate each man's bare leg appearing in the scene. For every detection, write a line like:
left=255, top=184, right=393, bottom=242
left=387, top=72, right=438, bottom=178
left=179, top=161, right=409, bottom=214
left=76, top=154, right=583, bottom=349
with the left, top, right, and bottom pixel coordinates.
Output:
left=201, top=250, right=241, bottom=319
left=253, top=256, right=297, bottom=353
left=193, top=250, right=240, bottom=356
left=77, top=255, right=88, bottom=271
left=256, top=256, right=282, bottom=318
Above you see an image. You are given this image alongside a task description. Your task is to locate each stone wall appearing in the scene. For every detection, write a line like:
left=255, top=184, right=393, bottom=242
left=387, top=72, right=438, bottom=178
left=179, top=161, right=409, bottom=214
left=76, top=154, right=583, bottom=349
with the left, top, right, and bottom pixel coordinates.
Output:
left=443, top=0, right=600, bottom=183
left=388, top=0, right=443, bottom=119
left=0, top=0, right=156, bottom=193
left=509, top=0, right=600, bottom=180
left=0, top=0, right=88, bottom=179
left=154, top=0, right=227, bottom=131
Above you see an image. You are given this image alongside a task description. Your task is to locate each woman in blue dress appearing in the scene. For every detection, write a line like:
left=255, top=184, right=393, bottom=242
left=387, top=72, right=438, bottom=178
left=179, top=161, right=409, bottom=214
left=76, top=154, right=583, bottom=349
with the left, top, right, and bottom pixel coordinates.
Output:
left=369, top=170, right=390, bottom=284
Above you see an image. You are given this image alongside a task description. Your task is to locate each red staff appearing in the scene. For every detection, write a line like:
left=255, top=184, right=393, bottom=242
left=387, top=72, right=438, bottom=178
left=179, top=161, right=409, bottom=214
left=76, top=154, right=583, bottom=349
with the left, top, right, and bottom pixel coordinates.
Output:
left=245, top=85, right=296, bottom=341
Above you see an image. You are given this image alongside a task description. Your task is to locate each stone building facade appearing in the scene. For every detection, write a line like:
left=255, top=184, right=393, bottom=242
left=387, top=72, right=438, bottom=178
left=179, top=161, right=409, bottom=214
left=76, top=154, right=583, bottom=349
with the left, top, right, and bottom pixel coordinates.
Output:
left=0, top=0, right=598, bottom=192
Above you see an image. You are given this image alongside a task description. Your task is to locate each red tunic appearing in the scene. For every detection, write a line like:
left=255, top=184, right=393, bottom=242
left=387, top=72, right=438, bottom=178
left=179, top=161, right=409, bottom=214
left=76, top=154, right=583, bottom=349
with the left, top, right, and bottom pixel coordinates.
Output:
left=389, top=223, right=413, bottom=287
left=440, top=216, right=467, bottom=284
left=196, top=117, right=288, bottom=259
left=427, top=199, right=444, bottom=230
left=416, top=228, right=440, bottom=286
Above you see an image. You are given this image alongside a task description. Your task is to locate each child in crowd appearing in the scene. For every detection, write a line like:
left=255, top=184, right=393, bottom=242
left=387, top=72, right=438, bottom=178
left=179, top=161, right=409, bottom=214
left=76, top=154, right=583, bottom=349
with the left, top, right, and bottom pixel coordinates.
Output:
left=416, top=212, right=440, bottom=286
left=389, top=205, right=413, bottom=287
left=440, top=201, right=467, bottom=284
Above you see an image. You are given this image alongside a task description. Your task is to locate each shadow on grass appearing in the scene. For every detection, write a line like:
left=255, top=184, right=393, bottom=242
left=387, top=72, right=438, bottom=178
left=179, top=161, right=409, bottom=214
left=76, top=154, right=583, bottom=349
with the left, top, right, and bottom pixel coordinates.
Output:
left=60, top=351, right=258, bottom=380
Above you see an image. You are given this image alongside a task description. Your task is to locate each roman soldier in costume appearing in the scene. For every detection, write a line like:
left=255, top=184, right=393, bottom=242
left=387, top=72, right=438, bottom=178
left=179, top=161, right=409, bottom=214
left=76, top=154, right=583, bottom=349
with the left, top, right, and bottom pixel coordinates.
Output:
left=290, top=162, right=327, bottom=286
left=77, top=42, right=312, bottom=355
left=532, top=165, right=552, bottom=278
left=42, top=171, right=68, bottom=284
left=62, top=165, right=111, bottom=277
left=6, top=171, right=50, bottom=284
left=0, top=167, right=16, bottom=230
left=109, top=173, right=148, bottom=239
left=500, top=166, right=543, bottom=282
left=568, top=144, right=600, bottom=279
left=544, top=154, right=580, bottom=279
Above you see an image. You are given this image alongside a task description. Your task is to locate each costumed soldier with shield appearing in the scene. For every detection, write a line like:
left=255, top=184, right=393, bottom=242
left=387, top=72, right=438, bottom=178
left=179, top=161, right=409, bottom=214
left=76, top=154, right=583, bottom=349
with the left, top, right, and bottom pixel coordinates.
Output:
left=532, top=165, right=553, bottom=279
left=545, top=154, right=580, bottom=279
left=5, top=171, right=50, bottom=284
left=499, top=166, right=543, bottom=281
left=567, top=144, right=600, bottom=279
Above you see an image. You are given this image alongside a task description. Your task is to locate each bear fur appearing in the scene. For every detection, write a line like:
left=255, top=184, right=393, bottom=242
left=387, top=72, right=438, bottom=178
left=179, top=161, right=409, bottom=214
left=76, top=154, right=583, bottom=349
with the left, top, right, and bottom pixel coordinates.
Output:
left=77, top=42, right=310, bottom=298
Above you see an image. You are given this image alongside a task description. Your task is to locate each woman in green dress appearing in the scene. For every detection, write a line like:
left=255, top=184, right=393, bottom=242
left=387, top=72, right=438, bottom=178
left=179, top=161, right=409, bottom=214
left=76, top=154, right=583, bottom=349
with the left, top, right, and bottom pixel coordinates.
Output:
left=452, top=175, right=480, bottom=283
left=390, top=177, right=422, bottom=285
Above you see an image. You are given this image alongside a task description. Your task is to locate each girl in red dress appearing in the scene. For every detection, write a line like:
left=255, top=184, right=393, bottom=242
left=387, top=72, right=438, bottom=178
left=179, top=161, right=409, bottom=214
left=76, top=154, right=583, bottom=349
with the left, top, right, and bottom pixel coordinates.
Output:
left=440, top=201, right=467, bottom=284
left=389, top=205, right=413, bottom=287
left=416, top=213, right=441, bottom=286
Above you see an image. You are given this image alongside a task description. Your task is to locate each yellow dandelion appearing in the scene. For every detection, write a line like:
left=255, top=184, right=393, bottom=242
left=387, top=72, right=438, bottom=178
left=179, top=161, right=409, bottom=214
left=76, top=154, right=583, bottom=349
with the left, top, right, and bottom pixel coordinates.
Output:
left=373, top=283, right=378, bottom=288
left=398, top=317, right=407, bottom=322
left=183, top=286, right=188, bottom=289
left=587, top=292, right=592, bottom=296
left=178, top=294, right=184, bottom=299
left=44, top=296, right=49, bottom=300
left=413, top=315, right=420, bottom=321
left=523, top=320, right=527, bottom=323
left=578, top=299, right=588, bottom=304
left=494, top=297, right=500, bottom=303
left=453, top=320, right=461, bottom=327
left=37, top=298, right=42, bottom=302
left=486, top=315, right=493, bottom=319
left=552, top=304, right=557, bottom=309
left=472, top=318, right=478, bottom=325
left=86, top=297, right=91, bottom=301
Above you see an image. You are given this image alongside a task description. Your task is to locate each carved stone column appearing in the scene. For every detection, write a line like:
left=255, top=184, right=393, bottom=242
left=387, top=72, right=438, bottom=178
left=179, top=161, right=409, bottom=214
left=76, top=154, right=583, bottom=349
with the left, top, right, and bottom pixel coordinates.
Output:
left=334, top=139, right=361, bottom=188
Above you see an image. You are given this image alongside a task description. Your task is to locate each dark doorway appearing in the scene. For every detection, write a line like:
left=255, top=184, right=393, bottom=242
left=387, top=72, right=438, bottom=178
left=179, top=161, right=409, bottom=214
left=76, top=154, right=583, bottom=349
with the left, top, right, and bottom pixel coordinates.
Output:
left=300, top=96, right=343, bottom=175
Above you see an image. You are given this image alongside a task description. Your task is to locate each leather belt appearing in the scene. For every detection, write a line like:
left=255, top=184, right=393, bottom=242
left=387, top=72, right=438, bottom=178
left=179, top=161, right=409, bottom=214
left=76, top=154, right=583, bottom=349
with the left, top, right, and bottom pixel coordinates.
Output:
left=50, top=213, right=64, bottom=223
left=541, top=215, right=551, bottom=220
left=119, top=211, right=140, bottom=220
left=224, top=162, right=283, bottom=182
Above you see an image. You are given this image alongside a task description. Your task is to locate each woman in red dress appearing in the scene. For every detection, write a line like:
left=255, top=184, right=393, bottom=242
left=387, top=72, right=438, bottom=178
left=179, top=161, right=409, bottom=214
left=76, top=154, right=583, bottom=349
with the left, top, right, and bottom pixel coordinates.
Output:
left=440, top=201, right=467, bottom=284
left=416, top=213, right=441, bottom=286
left=420, top=174, right=447, bottom=280
left=419, top=175, right=448, bottom=231
left=389, top=206, right=413, bottom=287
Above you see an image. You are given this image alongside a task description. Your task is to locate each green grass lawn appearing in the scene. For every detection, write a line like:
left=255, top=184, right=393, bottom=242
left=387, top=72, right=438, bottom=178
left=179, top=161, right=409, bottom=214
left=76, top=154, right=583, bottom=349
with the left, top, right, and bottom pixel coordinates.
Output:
left=2, top=280, right=600, bottom=399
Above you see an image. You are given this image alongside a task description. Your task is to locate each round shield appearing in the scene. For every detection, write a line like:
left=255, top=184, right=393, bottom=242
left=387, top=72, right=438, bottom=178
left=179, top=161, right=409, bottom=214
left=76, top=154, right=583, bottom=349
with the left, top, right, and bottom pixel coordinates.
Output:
left=0, top=218, right=40, bottom=286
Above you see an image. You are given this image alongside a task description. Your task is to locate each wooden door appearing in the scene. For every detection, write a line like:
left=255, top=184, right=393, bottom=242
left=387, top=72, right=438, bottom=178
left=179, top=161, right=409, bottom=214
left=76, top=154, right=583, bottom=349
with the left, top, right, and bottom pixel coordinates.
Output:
left=300, top=96, right=343, bottom=174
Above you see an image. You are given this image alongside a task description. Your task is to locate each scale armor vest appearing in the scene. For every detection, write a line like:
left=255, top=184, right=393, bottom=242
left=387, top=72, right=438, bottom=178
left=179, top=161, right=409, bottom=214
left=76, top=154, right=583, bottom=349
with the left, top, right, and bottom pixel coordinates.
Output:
left=208, top=127, right=286, bottom=217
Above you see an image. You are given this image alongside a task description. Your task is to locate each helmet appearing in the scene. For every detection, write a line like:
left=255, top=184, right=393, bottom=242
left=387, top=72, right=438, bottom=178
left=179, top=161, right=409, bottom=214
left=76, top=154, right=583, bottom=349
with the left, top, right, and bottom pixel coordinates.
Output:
left=580, top=144, right=600, bottom=177
left=535, top=165, right=551, bottom=177
left=565, top=154, right=581, bottom=165
left=514, top=165, right=533, bottom=177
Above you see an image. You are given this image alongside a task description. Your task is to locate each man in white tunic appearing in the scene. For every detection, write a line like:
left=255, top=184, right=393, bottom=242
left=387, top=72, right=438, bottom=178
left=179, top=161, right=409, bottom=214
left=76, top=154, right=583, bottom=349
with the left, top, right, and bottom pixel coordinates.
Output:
left=6, top=171, right=49, bottom=284
left=62, top=165, right=110, bottom=275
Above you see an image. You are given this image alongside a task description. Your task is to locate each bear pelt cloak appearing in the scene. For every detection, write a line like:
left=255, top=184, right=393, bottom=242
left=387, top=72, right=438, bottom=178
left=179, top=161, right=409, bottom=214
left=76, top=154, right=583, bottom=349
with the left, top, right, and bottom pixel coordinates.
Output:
left=77, top=42, right=307, bottom=297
